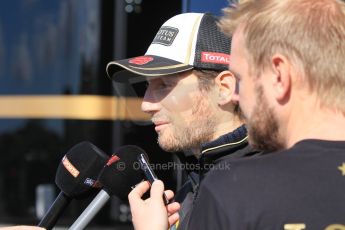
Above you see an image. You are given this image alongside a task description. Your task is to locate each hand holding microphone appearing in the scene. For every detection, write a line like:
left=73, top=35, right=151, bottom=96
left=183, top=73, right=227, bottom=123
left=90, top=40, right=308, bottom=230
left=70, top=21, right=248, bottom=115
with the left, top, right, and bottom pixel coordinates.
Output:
left=69, top=145, right=177, bottom=230
left=130, top=151, right=180, bottom=230
left=128, top=180, right=180, bottom=230
left=69, top=145, right=148, bottom=230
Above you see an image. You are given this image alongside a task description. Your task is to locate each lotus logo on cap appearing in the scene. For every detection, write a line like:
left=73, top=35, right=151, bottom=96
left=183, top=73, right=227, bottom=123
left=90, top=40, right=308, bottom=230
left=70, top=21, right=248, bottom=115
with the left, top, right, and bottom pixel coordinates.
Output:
left=152, top=26, right=179, bottom=46
left=129, top=56, right=154, bottom=65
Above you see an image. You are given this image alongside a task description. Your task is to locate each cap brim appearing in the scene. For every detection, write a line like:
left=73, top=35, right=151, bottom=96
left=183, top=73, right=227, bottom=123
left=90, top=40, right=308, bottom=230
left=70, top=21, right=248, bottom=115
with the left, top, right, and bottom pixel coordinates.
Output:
left=106, top=55, right=193, bottom=83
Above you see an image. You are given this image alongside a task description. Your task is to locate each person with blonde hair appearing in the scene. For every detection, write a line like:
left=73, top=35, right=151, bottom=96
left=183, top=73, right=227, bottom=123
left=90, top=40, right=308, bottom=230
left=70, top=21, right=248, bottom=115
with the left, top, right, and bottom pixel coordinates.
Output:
left=129, top=0, right=345, bottom=229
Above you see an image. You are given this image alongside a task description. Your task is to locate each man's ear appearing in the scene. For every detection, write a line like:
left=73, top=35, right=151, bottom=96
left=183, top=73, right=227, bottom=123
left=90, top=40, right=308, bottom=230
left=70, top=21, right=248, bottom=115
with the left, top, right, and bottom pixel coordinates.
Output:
left=270, top=54, right=292, bottom=102
left=215, top=70, right=237, bottom=106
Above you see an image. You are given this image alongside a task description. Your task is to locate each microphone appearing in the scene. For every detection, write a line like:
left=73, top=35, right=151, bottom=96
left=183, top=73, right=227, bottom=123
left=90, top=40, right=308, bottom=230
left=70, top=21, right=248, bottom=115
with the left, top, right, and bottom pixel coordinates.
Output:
left=37, top=141, right=109, bottom=230
left=69, top=145, right=147, bottom=230
left=137, top=153, right=169, bottom=205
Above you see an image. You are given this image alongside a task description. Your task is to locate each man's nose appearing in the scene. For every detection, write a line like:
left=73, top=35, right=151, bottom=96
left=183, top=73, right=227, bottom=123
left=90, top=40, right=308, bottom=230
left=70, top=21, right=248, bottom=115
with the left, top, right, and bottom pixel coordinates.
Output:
left=141, top=88, right=160, bottom=114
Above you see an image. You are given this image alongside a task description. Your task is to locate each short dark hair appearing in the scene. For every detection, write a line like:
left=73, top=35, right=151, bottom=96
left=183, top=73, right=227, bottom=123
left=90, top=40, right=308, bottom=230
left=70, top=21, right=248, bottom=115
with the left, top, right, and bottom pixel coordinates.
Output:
left=193, top=69, right=242, bottom=119
left=193, top=69, right=218, bottom=91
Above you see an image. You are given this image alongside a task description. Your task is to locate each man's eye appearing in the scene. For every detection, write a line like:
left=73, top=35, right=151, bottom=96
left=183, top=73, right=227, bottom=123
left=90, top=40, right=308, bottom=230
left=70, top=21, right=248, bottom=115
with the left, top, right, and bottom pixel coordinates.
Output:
left=159, top=81, right=174, bottom=89
left=154, top=82, right=165, bottom=88
left=148, top=78, right=175, bottom=91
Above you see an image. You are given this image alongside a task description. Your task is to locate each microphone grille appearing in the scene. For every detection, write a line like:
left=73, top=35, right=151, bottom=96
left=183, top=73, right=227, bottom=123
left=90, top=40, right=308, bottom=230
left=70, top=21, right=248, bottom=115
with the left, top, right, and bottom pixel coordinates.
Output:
left=98, top=145, right=147, bottom=200
left=55, top=141, right=108, bottom=198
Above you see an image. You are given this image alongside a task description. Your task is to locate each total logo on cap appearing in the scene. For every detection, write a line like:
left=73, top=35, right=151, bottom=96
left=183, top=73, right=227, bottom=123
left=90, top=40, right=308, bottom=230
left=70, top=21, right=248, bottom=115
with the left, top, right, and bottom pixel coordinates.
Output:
left=201, top=52, right=230, bottom=65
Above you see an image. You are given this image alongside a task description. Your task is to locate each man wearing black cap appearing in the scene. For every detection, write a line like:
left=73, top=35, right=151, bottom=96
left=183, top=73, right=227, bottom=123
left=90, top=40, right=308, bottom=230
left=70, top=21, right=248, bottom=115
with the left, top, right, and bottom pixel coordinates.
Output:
left=107, top=12, right=261, bottom=229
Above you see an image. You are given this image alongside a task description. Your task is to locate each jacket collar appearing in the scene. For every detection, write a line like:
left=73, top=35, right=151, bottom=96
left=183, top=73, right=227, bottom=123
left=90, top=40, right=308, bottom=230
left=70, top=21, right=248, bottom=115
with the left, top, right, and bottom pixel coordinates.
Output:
left=199, top=124, right=248, bottom=165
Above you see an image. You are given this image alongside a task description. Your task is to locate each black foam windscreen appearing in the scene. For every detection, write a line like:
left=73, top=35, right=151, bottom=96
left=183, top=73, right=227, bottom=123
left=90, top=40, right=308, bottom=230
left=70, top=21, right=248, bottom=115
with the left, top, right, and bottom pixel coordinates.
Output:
left=98, top=145, right=147, bottom=200
left=55, top=141, right=109, bottom=198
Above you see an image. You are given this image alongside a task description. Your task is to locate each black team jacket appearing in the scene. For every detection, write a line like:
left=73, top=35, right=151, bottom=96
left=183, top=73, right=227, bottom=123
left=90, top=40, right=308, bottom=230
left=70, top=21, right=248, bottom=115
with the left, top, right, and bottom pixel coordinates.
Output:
left=173, top=124, right=262, bottom=230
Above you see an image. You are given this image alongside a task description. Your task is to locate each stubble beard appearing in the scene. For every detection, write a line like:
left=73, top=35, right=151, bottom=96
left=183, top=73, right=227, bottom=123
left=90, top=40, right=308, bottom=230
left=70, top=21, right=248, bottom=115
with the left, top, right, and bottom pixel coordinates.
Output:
left=157, top=96, right=217, bottom=153
left=247, top=84, right=284, bottom=152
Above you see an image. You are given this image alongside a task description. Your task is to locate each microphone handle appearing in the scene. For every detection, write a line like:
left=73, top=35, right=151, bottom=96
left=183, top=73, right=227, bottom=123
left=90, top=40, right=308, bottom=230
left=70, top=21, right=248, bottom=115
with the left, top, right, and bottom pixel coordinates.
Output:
left=69, top=190, right=110, bottom=230
left=38, top=192, right=71, bottom=230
